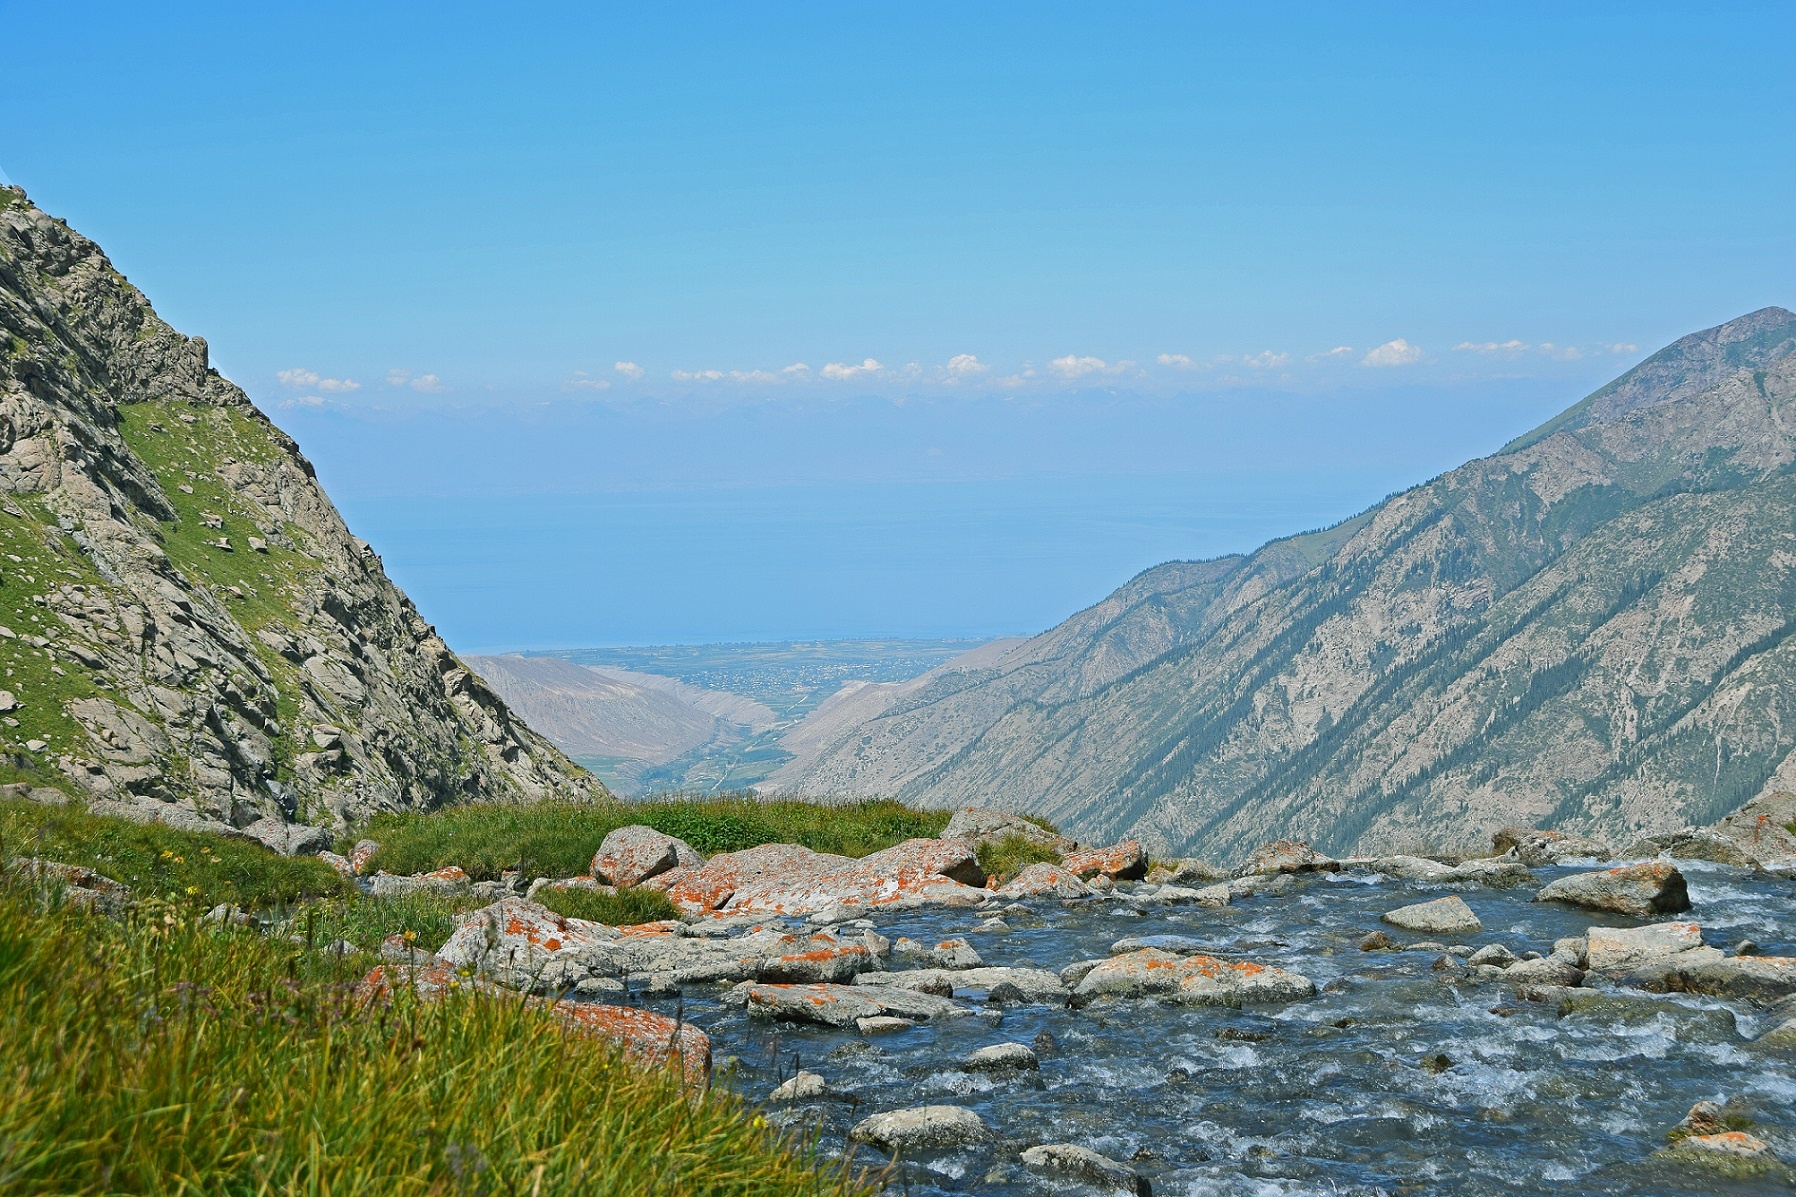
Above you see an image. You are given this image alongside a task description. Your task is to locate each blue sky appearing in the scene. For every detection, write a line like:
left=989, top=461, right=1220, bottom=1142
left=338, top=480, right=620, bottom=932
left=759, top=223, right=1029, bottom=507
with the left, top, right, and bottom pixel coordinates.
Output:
left=6, top=3, right=1794, bottom=648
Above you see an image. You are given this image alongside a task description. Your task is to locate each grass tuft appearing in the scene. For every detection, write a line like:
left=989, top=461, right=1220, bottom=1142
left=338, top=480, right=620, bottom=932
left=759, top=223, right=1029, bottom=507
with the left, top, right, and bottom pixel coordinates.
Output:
left=975, top=833, right=1062, bottom=883
left=536, top=884, right=681, bottom=926
left=0, top=882, right=873, bottom=1195
left=365, top=793, right=951, bottom=880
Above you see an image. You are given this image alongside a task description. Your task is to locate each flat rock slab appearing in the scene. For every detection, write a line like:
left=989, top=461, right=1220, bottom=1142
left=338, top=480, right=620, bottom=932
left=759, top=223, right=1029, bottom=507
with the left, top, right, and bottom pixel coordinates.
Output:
left=738, top=982, right=971, bottom=1027
left=1634, top=954, right=1796, bottom=1001
left=591, top=825, right=703, bottom=888
left=1073, top=948, right=1316, bottom=1007
left=1536, top=861, right=1691, bottom=917
left=1364, top=855, right=1533, bottom=888
left=1111, top=933, right=1213, bottom=955
left=1020, top=1144, right=1150, bottom=1195
left=855, top=966, right=1068, bottom=1004
left=849, top=1105, right=990, bottom=1152
left=370, top=866, right=471, bottom=898
left=1382, top=895, right=1482, bottom=934
left=1587, top=922, right=1704, bottom=972
left=1062, top=840, right=1148, bottom=881
left=997, top=862, right=1092, bottom=899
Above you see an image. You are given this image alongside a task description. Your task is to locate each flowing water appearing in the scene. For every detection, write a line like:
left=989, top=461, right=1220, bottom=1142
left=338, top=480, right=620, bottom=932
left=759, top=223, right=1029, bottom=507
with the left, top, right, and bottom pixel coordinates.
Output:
left=643, top=860, right=1794, bottom=1195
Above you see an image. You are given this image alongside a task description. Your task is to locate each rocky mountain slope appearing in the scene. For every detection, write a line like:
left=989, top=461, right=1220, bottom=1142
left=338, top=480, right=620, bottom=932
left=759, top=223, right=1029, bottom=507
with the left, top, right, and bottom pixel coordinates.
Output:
left=774, top=308, right=1796, bottom=860
left=0, top=186, right=600, bottom=840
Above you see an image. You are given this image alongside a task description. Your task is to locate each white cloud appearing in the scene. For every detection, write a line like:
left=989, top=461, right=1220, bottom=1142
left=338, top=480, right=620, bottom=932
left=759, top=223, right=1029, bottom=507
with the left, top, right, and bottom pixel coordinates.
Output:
left=1454, top=339, right=1530, bottom=355
left=1307, top=346, right=1356, bottom=363
left=1156, top=353, right=1195, bottom=369
left=409, top=373, right=447, bottom=392
left=1240, top=350, right=1290, bottom=369
left=613, top=361, right=645, bottom=380
left=1362, top=339, right=1423, bottom=367
left=945, top=353, right=987, bottom=377
left=820, top=358, right=883, bottom=380
left=1050, top=354, right=1110, bottom=378
left=563, top=371, right=610, bottom=392
left=672, top=368, right=726, bottom=382
left=730, top=369, right=780, bottom=384
left=277, top=394, right=327, bottom=409
left=279, top=367, right=358, bottom=392
left=781, top=362, right=811, bottom=377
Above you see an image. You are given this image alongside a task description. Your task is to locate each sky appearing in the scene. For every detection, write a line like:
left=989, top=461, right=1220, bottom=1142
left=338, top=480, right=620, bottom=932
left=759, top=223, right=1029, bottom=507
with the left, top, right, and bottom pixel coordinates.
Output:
left=5, top=3, right=1794, bottom=649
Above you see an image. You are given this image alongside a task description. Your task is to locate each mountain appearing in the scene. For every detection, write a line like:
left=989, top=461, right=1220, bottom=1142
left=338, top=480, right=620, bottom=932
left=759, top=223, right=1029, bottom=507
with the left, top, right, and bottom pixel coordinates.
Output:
left=465, top=653, right=774, bottom=769
left=772, top=308, right=1796, bottom=859
left=0, top=186, right=600, bottom=840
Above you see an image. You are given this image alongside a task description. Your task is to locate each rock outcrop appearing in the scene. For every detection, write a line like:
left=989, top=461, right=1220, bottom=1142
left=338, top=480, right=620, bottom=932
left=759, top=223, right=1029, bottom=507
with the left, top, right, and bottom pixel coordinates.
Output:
left=0, top=186, right=600, bottom=836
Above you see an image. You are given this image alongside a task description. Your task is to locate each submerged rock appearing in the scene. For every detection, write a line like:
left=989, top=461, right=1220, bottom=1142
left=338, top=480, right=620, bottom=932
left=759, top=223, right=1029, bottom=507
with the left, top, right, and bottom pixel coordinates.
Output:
left=1381, top=895, right=1482, bottom=934
left=856, top=965, right=1067, bottom=1003
left=849, top=1105, right=991, bottom=1152
left=961, top=1042, right=1039, bottom=1072
left=1535, top=861, right=1691, bottom=917
left=1020, top=1143, right=1151, bottom=1194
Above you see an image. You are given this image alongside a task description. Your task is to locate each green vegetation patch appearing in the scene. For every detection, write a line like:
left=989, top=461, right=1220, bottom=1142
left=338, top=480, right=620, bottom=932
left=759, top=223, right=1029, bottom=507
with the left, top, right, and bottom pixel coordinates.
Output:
left=536, top=884, right=680, bottom=926
left=0, top=885, right=871, bottom=1196
left=365, top=794, right=951, bottom=880
left=0, top=798, right=345, bottom=909
left=975, top=833, right=1062, bottom=883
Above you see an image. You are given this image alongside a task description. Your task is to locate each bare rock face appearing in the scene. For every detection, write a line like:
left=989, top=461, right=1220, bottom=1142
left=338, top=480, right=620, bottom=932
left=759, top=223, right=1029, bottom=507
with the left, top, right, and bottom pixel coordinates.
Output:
left=0, top=187, right=601, bottom=832
left=1536, top=862, right=1692, bottom=917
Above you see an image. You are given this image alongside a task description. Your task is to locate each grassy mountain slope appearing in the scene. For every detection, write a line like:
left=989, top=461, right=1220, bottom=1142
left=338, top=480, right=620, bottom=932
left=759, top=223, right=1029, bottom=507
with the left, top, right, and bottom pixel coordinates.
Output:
left=776, top=308, right=1796, bottom=859
left=0, top=186, right=600, bottom=836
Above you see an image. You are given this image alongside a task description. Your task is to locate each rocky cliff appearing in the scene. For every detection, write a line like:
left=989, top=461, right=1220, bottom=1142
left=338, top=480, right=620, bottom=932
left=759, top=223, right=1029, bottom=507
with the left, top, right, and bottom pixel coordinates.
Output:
left=0, top=186, right=601, bottom=841
left=774, top=308, right=1796, bottom=860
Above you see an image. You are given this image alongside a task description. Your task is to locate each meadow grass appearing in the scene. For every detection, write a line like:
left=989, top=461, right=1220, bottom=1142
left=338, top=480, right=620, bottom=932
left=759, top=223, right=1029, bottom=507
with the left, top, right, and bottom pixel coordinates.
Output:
left=975, top=833, right=1062, bottom=883
left=0, top=882, right=875, bottom=1196
left=536, top=884, right=681, bottom=926
left=0, top=797, right=346, bottom=908
left=365, top=793, right=951, bottom=880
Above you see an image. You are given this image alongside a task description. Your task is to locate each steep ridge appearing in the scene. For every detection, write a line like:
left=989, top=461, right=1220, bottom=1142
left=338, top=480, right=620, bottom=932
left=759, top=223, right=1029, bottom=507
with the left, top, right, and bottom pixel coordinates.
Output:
left=776, top=308, right=1796, bottom=859
left=0, top=187, right=600, bottom=838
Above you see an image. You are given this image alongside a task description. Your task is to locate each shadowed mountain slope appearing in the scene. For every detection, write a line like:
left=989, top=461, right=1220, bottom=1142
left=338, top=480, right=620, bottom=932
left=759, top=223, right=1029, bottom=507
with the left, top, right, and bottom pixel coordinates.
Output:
left=774, top=308, right=1796, bottom=859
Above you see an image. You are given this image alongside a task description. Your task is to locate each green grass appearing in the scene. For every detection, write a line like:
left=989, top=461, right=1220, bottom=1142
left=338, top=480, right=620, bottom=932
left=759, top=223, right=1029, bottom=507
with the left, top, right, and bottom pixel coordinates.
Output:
left=0, top=883, right=873, bottom=1196
left=975, top=833, right=1062, bottom=883
left=299, top=890, right=486, bottom=953
left=0, top=797, right=346, bottom=909
left=364, top=794, right=952, bottom=880
left=536, top=885, right=681, bottom=926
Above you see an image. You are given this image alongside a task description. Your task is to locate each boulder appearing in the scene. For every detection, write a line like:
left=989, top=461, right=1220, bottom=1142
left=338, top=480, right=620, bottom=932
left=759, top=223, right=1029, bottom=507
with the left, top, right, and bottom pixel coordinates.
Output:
left=1111, top=933, right=1212, bottom=956
left=1363, top=855, right=1534, bottom=888
left=436, top=897, right=617, bottom=990
left=1237, top=839, right=1339, bottom=877
left=1072, top=948, right=1315, bottom=1007
left=849, top=1106, right=990, bottom=1152
left=349, top=839, right=381, bottom=874
left=1632, top=954, right=1796, bottom=1001
left=1466, top=944, right=1517, bottom=968
left=8, top=857, right=132, bottom=914
left=1062, top=840, right=1148, bottom=882
left=856, top=966, right=1068, bottom=1004
left=548, top=1002, right=711, bottom=1088
left=1491, top=827, right=1611, bottom=866
left=961, top=1042, right=1039, bottom=1073
left=1707, top=790, right=1796, bottom=862
left=318, top=850, right=354, bottom=878
left=1535, top=862, right=1691, bottom=917
left=1502, top=956, right=1585, bottom=987
left=942, top=807, right=1074, bottom=852
left=1586, top=922, right=1704, bottom=972
left=243, top=817, right=332, bottom=857
left=649, top=837, right=986, bottom=918
left=1630, top=828, right=1760, bottom=868
left=769, top=1070, right=829, bottom=1102
left=1144, top=858, right=1229, bottom=885
left=590, top=825, right=702, bottom=888
left=1381, top=895, right=1482, bottom=934
left=893, top=936, right=983, bottom=969
left=753, top=937, right=878, bottom=984
left=997, top=862, right=1092, bottom=899
left=1020, top=1144, right=1150, bottom=1195
left=737, top=982, right=971, bottom=1027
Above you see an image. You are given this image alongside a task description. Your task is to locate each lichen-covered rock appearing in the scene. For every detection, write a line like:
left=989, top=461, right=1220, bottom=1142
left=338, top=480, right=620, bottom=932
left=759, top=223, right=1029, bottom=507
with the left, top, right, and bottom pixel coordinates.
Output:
left=1536, top=862, right=1692, bottom=917
left=1238, top=840, right=1338, bottom=877
left=7, top=856, right=132, bottom=914
left=644, top=838, right=985, bottom=918
left=753, top=937, right=878, bottom=984
left=942, top=806, right=1074, bottom=852
left=735, top=981, right=971, bottom=1027
left=349, top=840, right=381, bottom=875
left=1381, top=895, right=1482, bottom=934
left=892, top=936, right=982, bottom=969
left=1072, top=948, right=1315, bottom=1007
left=1020, top=1144, right=1151, bottom=1195
left=848, top=1105, right=990, bottom=1152
left=1586, top=922, right=1704, bottom=972
left=0, top=188, right=601, bottom=838
left=546, top=1001, right=710, bottom=1088
left=318, top=850, right=354, bottom=878
left=997, top=862, right=1092, bottom=899
left=1061, top=840, right=1148, bottom=881
left=435, top=897, right=616, bottom=990
left=369, top=865, right=471, bottom=898
left=590, top=825, right=702, bottom=887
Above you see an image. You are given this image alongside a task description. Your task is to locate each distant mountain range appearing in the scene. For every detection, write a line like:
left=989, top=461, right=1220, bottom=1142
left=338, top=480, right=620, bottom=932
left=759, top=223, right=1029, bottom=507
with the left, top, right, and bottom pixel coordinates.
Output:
left=771, top=308, right=1796, bottom=859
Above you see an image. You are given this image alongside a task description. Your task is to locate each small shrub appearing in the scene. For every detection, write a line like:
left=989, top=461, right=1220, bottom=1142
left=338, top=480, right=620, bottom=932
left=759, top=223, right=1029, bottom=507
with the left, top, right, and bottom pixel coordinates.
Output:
left=536, top=885, right=680, bottom=926
left=976, top=833, right=1062, bottom=883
